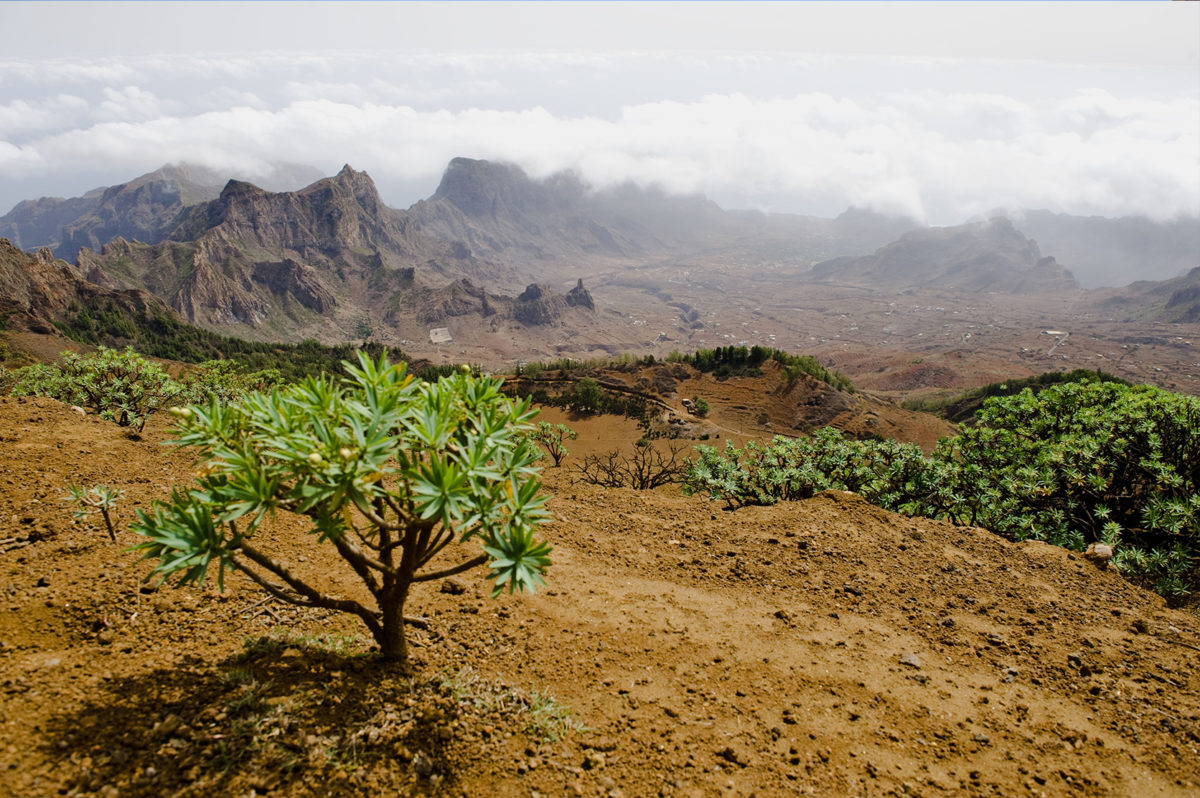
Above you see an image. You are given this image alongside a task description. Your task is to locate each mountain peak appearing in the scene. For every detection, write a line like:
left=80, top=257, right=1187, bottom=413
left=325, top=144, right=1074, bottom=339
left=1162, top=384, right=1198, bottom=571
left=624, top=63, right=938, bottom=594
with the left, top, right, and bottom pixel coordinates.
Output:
left=219, top=179, right=267, bottom=201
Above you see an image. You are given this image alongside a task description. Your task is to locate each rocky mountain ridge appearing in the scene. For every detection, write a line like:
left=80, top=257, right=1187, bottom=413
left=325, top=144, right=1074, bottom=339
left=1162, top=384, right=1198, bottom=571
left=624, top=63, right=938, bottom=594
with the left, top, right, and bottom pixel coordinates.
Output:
left=808, top=217, right=1080, bottom=294
left=61, top=166, right=600, bottom=344
left=0, top=163, right=326, bottom=263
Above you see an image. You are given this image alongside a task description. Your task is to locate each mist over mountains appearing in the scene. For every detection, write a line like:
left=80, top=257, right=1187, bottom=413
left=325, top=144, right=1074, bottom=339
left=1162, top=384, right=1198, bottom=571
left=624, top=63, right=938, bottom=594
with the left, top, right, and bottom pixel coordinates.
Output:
left=2, top=158, right=1195, bottom=289
left=0, top=157, right=1196, bottom=364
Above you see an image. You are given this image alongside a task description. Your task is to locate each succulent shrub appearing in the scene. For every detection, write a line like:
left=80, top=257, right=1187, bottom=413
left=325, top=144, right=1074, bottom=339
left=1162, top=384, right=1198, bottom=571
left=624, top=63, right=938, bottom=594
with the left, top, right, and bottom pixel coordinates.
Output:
left=529, top=422, right=577, bottom=467
left=683, top=381, right=1199, bottom=600
left=132, top=351, right=553, bottom=667
left=683, top=428, right=951, bottom=513
left=11, top=346, right=179, bottom=431
left=65, top=484, right=124, bottom=541
left=939, top=381, right=1199, bottom=597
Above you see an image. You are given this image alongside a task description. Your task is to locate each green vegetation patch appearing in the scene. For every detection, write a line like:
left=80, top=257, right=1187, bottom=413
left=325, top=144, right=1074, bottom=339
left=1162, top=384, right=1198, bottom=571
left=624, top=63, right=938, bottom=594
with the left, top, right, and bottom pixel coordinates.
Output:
left=686, top=381, right=1199, bottom=601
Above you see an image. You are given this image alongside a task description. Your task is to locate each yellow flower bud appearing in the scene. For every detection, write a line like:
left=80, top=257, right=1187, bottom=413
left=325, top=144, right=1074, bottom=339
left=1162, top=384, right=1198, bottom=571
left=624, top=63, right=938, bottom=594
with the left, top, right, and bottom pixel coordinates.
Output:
left=168, top=406, right=192, bottom=419
left=339, top=447, right=354, bottom=460
left=308, top=452, right=323, bottom=465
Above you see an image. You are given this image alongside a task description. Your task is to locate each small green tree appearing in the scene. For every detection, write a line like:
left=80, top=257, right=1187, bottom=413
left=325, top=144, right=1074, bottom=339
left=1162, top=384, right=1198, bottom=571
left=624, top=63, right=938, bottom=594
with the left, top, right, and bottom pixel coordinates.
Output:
left=354, top=317, right=373, bottom=344
left=11, top=346, right=179, bottom=431
left=132, top=351, right=553, bottom=667
left=691, top=395, right=710, bottom=417
left=568, top=378, right=606, bottom=414
left=530, top=422, right=577, bottom=467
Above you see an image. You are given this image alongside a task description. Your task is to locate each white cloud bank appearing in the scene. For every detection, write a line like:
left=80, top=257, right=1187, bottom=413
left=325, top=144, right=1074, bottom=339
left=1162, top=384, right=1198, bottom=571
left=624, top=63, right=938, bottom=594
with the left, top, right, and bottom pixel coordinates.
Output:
left=0, top=50, right=1196, bottom=223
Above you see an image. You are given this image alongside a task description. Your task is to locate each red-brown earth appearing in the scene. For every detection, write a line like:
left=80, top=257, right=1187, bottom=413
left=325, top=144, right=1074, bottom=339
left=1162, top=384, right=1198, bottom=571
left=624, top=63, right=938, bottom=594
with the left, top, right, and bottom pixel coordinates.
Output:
left=1, top=391, right=1198, bottom=797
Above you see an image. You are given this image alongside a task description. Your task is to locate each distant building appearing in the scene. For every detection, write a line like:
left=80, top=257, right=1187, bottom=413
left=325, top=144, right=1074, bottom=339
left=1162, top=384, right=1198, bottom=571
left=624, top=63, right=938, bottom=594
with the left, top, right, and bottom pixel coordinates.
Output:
left=429, top=327, right=453, bottom=344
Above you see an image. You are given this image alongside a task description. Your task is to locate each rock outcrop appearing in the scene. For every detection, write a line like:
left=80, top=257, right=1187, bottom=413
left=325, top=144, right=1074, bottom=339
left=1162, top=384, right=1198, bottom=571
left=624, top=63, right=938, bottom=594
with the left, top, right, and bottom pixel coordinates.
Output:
left=0, top=238, right=170, bottom=334
left=513, top=283, right=569, bottom=326
left=566, top=278, right=595, bottom=310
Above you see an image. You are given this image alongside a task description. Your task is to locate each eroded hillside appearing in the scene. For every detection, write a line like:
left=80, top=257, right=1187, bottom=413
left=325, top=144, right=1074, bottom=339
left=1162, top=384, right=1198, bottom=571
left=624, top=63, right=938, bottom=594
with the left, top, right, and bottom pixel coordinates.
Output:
left=1, top=396, right=1197, bottom=797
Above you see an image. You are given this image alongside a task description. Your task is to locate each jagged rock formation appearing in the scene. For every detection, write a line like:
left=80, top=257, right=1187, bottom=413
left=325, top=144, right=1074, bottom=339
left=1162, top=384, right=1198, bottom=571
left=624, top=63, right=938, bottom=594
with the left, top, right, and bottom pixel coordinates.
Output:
left=808, top=217, right=1080, bottom=293
left=409, top=158, right=741, bottom=277
left=512, top=284, right=569, bottom=326
left=75, top=166, right=497, bottom=335
left=0, top=238, right=169, bottom=334
left=565, top=278, right=595, bottom=310
left=0, top=163, right=325, bottom=262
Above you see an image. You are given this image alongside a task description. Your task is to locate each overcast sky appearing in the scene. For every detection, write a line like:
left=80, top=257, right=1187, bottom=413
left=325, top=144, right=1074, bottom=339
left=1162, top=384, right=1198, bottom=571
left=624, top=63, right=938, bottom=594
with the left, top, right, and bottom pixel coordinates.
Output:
left=1, top=1, right=1197, bottom=223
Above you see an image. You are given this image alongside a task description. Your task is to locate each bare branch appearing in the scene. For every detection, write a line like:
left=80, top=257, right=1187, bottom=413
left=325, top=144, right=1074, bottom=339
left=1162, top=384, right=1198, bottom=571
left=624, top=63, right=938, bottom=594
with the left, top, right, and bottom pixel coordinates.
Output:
left=236, top=542, right=383, bottom=636
left=413, top=554, right=488, bottom=583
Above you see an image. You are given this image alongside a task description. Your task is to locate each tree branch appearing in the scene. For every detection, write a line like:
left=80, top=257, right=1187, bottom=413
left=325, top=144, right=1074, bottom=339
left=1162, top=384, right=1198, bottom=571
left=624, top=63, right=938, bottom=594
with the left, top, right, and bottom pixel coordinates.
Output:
left=331, top=533, right=382, bottom=595
left=235, top=543, right=383, bottom=636
left=412, top=553, right=488, bottom=583
left=415, top=530, right=454, bottom=570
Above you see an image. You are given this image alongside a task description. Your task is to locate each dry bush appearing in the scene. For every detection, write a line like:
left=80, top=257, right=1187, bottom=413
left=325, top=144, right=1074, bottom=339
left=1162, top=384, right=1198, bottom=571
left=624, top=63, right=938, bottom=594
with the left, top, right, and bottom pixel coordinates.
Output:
left=574, top=441, right=690, bottom=489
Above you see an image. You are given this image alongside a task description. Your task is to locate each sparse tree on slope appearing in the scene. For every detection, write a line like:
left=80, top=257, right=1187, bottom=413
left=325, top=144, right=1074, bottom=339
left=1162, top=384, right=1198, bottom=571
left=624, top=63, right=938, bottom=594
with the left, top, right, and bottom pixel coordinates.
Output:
left=132, top=351, right=553, bottom=668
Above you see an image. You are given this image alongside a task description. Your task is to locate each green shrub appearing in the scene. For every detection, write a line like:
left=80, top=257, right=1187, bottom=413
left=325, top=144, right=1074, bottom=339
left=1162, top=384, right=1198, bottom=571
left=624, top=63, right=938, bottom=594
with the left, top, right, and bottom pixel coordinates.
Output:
left=691, top=396, right=710, bottom=417
left=684, top=428, right=952, bottom=513
left=12, top=346, right=179, bottom=431
left=667, top=345, right=853, bottom=392
left=684, top=381, right=1199, bottom=600
left=131, top=352, right=553, bottom=667
left=178, top=360, right=282, bottom=404
left=939, top=381, right=1198, bottom=597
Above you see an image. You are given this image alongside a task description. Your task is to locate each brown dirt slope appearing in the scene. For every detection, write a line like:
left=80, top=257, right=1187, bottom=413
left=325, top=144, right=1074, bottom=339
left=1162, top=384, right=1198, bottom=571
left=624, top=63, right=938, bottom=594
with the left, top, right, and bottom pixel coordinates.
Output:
left=0, top=397, right=1198, bottom=797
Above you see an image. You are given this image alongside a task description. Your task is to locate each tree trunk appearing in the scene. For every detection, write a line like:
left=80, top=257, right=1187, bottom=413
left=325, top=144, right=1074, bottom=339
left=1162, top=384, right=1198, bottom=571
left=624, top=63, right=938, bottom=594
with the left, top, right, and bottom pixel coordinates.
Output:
left=377, top=591, right=409, bottom=667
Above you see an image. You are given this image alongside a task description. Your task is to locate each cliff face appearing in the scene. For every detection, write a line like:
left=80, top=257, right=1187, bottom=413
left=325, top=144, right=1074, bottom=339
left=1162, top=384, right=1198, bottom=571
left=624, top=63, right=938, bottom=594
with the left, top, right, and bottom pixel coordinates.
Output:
left=1091, top=266, right=1200, bottom=323
left=809, top=218, right=1080, bottom=294
left=0, top=238, right=170, bottom=335
left=75, top=167, right=516, bottom=337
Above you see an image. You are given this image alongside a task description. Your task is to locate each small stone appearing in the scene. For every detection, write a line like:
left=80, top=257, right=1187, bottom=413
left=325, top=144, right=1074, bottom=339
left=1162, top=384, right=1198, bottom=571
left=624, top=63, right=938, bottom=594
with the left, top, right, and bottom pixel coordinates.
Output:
left=716, top=746, right=748, bottom=767
left=440, top=579, right=467, bottom=596
left=842, top=583, right=864, bottom=597
left=1085, top=543, right=1113, bottom=567
left=899, top=652, right=922, bottom=669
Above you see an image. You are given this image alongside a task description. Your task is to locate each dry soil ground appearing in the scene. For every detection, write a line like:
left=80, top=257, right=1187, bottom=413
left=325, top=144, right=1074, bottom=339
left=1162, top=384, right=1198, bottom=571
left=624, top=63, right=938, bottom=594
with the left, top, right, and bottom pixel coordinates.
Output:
left=1, top=396, right=1199, bottom=797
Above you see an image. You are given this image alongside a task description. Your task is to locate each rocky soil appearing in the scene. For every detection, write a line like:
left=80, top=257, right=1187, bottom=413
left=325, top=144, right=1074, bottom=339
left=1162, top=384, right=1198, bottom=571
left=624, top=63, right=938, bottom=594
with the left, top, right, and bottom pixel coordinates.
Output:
left=1, top=396, right=1198, bottom=797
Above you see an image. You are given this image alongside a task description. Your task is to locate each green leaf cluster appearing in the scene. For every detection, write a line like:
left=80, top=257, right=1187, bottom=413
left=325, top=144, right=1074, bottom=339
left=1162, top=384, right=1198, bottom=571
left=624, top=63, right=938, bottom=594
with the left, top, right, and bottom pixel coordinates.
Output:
left=177, top=360, right=283, bottom=405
